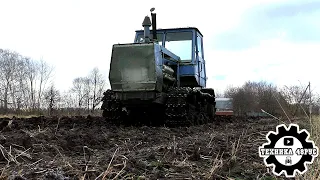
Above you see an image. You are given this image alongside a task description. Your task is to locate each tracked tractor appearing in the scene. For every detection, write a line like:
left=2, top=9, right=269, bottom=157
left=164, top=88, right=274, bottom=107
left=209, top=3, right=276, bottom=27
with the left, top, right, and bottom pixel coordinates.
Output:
left=101, top=8, right=216, bottom=127
left=215, top=98, right=234, bottom=121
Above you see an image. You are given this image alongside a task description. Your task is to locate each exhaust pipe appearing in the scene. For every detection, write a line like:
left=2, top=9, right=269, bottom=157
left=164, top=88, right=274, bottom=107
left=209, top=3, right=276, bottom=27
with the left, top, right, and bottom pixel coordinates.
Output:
left=151, top=12, right=157, bottom=40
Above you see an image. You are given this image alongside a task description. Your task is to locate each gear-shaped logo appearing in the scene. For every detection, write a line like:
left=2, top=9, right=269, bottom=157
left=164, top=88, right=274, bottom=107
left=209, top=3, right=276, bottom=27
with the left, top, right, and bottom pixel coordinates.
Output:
left=259, top=124, right=319, bottom=177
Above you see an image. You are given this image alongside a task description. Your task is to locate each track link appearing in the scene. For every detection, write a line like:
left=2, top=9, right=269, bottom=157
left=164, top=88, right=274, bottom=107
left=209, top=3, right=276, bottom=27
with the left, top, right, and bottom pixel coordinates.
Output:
left=164, top=87, right=214, bottom=127
left=101, top=90, right=123, bottom=124
left=165, top=87, right=192, bottom=127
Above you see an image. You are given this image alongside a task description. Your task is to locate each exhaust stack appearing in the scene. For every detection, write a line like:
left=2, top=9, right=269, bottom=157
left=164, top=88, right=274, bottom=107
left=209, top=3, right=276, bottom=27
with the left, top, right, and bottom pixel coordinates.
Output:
left=151, top=8, right=157, bottom=41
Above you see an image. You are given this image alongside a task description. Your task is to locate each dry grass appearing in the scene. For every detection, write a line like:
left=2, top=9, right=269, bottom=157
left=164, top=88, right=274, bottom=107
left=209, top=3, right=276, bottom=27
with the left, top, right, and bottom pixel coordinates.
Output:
left=0, top=114, right=38, bottom=119
left=302, top=115, right=320, bottom=180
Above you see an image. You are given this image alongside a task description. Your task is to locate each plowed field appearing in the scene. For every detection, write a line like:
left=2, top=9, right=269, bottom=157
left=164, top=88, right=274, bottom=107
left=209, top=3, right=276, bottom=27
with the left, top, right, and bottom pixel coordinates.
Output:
left=0, top=116, right=302, bottom=179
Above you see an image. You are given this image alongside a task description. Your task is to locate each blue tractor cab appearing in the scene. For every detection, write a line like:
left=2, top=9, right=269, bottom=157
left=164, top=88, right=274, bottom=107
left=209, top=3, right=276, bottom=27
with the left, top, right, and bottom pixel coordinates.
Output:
left=134, top=27, right=207, bottom=88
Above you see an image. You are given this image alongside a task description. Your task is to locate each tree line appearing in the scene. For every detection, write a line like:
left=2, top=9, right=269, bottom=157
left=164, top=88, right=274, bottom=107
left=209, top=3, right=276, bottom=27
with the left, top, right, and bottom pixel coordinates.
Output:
left=60, top=67, right=106, bottom=115
left=0, top=49, right=53, bottom=114
left=223, top=81, right=319, bottom=118
left=1, top=48, right=318, bottom=118
left=0, top=49, right=106, bottom=116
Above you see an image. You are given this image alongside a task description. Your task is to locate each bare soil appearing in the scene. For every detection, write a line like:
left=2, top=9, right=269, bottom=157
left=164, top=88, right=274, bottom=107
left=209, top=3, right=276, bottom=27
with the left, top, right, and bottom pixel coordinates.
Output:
left=0, top=116, right=297, bottom=179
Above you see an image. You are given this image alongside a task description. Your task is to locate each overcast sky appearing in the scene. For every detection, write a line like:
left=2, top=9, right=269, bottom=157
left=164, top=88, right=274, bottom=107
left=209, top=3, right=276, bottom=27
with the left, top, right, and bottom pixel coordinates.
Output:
left=0, top=0, right=319, bottom=94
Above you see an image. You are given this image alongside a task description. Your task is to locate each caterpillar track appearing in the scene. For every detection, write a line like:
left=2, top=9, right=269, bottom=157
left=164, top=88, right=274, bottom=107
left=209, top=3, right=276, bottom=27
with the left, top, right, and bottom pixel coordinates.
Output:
left=165, top=87, right=214, bottom=127
left=101, top=87, right=216, bottom=127
left=101, top=90, right=123, bottom=123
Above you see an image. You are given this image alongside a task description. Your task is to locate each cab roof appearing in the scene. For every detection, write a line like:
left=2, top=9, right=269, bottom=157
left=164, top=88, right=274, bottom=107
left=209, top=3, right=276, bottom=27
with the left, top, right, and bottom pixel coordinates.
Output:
left=135, top=27, right=203, bottom=37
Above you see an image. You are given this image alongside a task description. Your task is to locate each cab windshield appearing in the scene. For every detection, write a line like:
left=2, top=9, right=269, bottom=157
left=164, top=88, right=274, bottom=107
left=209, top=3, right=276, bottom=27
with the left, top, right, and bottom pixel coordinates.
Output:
left=164, top=31, right=192, bottom=62
left=135, top=31, right=193, bottom=62
left=216, top=100, right=233, bottom=110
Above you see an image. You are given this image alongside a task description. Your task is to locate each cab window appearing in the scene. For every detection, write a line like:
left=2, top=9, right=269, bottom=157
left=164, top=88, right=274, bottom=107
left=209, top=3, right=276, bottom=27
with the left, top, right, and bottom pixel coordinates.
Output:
left=135, top=33, right=163, bottom=46
left=197, top=35, right=203, bottom=58
left=164, top=31, right=192, bottom=62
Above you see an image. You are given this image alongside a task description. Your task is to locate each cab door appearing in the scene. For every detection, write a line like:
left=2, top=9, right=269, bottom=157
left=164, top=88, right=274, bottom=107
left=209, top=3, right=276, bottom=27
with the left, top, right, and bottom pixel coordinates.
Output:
left=196, top=34, right=206, bottom=87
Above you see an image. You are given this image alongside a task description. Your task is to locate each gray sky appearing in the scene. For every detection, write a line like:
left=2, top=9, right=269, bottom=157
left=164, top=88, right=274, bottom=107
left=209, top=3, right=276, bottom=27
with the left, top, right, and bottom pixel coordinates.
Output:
left=0, top=0, right=319, bottom=94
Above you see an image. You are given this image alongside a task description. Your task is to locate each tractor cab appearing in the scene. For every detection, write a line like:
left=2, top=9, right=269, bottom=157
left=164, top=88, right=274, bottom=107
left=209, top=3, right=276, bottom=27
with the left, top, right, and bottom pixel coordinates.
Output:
left=134, top=28, right=203, bottom=64
left=134, top=27, right=207, bottom=88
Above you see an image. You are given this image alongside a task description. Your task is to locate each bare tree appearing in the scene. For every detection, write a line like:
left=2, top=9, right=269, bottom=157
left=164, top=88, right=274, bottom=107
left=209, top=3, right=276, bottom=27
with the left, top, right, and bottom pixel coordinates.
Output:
left=224, top=81, right=282, bottom=116
left=215, top=91, right=224, bottom=98
left=37, top=59, right=54, bottom=110
left=0, top=48, right=55, bottom=114
left=15, top=57, right=30, bottom=110
left=60, top=91, right=77, bottom=109
left=44, top=84, right=60, bottom=116
left=24, top=58, right=38, bottom=110
left=224, top=86, right=247, bottom=116
left=72, top=77, right=87, bottom=109
left=280, top=84, right=315, bottom=117
left=0, top=49, right=19, bottom=113
left=83, top=77, right=91, bottom=112
left=89, top=68, right=106, bottom=112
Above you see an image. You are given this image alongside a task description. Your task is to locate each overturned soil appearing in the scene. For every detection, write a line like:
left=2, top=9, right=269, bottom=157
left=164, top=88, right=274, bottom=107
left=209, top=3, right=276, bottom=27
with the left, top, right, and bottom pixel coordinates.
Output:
left=0, top=116, right=303, bottom=179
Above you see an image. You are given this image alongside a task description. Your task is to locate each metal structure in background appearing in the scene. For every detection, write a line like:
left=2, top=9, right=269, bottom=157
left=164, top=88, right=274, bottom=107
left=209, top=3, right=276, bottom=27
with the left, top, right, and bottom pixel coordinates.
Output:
left=101, top=8, right=216, bottom=127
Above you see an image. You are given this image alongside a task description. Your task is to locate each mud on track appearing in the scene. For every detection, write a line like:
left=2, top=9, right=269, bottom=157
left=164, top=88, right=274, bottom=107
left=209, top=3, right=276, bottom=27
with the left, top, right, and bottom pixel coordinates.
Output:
left=0, top=116, right=289, bottom=179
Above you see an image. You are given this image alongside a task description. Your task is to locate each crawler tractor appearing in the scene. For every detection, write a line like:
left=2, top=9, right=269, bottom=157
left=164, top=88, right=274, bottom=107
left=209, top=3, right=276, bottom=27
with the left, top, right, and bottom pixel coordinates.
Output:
left=215, top=98, right=234, bottom=121
left=101, top=8, right=216, bottom=127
